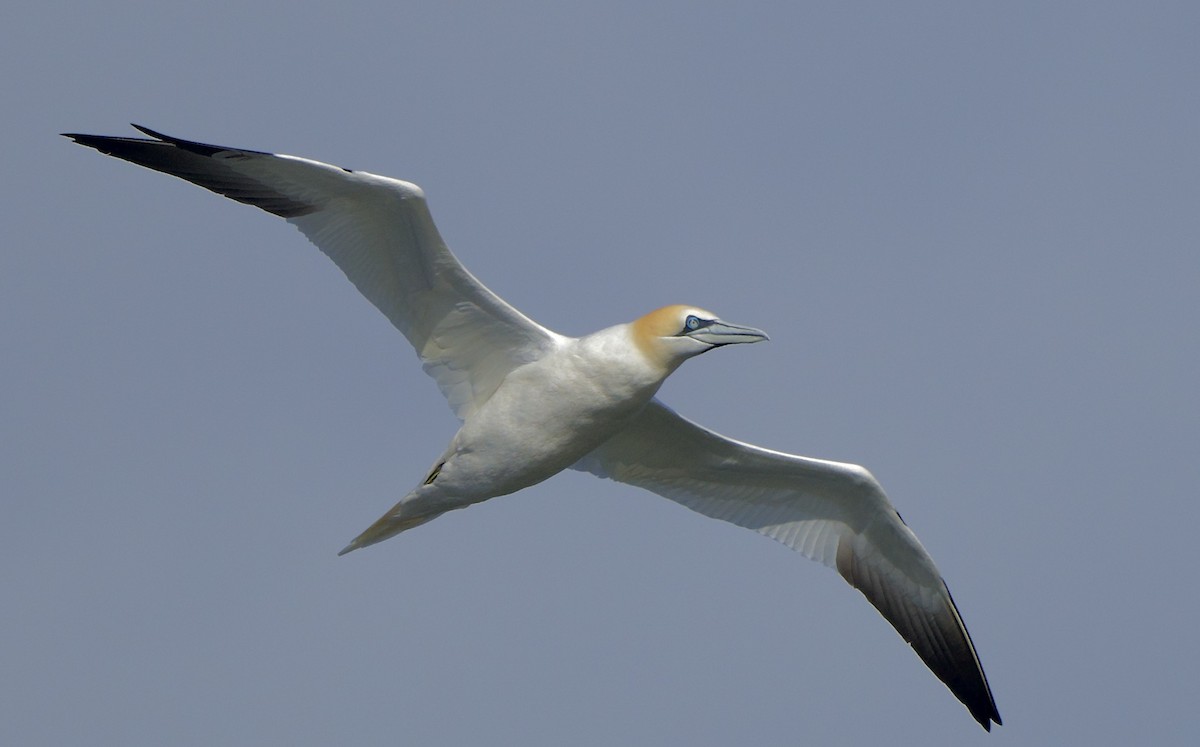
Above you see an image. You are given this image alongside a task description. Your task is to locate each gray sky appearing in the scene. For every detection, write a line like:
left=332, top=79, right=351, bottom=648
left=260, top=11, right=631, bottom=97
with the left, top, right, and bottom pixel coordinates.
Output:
left=4, top=2, right=1198, bottom=744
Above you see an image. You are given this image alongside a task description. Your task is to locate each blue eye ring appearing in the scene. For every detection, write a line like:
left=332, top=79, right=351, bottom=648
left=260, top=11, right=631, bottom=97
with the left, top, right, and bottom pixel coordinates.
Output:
left=685, top=315, right=701, bottom=330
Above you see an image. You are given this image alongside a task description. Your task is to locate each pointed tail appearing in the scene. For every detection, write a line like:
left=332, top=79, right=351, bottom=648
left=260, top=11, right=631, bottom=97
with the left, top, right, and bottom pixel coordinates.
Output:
left=337, top=510, right=445, bottom=556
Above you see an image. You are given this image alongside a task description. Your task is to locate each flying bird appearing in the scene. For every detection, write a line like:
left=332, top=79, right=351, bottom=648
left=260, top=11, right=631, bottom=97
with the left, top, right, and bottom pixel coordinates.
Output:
left=65, top=125, right=1001, bottom=730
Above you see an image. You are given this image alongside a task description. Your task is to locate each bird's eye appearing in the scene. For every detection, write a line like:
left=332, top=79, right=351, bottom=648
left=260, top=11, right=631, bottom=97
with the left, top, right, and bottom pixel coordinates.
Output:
left=685, top=315, right=701, bottom=330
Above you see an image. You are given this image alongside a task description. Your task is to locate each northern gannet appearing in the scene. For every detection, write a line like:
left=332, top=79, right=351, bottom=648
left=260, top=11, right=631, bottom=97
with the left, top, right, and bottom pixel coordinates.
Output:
left=65, top=125, right=1001, bottom=731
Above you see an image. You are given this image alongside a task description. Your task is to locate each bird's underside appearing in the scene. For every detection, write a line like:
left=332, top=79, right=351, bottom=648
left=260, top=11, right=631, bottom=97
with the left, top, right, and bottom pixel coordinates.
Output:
left=65, top=125, right=1001, bottom=730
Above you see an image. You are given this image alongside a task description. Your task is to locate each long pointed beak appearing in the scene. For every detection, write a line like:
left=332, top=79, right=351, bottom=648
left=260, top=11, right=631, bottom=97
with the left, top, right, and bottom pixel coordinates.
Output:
left=685, top=319, right=770, bottom=346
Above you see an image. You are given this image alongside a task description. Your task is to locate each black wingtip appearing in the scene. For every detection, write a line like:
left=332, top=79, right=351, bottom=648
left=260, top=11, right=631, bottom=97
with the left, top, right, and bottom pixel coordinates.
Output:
left=61, top=126, right=164, bottom=146
left=66, top=124, right=262, bottom=158
left=62, top=128, right=162, bottom=155
left=61, top=131, right=131, bottom=154
left=130, top=123, right=170, bottom=141
left=972, top=702, right=1002, bottom=731
left=126, top=124, right=229, bottom=157
left=64, top=124, right=320, bottom=219
left=61, top=125, right=179, bottom=143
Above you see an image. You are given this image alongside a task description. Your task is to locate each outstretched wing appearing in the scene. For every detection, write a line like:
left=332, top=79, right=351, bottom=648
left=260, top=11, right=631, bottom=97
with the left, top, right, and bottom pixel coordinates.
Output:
left=574, top=399, right=1001, bottom=730
left=64, top=125, right=563, bottom=420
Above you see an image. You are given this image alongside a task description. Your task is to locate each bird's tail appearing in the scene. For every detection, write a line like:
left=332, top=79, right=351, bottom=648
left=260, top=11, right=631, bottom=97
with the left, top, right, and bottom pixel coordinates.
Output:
left=337, top=507, right=444, bottom=556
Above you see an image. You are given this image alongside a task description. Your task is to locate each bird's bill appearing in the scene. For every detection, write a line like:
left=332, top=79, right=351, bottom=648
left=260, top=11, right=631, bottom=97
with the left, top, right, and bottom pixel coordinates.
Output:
left=686, top=320, right=769, bottom=346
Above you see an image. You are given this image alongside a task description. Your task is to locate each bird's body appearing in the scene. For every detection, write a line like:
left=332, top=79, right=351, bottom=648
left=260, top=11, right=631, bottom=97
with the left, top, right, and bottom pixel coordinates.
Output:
left=459, top=322, right=667, bottom=486
left=66, top=125, right=1001, bottom=731
left=353, top=320, right=676, bottom=550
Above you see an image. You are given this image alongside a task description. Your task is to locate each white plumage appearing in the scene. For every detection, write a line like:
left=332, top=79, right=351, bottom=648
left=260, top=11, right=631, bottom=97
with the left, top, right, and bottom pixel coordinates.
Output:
left=66, top=125, right=1000, bottom=730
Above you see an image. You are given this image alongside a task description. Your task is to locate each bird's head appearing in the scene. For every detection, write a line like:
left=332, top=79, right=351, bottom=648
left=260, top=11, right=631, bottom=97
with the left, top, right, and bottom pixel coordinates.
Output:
left=631, top=304, right=769, bottom=371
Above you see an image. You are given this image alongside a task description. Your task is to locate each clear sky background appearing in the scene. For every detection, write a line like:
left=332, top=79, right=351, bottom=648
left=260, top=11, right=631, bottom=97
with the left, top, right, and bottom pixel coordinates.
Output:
left=3, top=2, right=1197, bottom=744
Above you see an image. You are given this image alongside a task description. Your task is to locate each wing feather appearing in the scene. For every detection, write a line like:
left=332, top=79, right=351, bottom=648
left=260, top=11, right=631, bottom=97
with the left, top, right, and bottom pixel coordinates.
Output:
left=64, top=125, right=562, bottom=419
left=575, top=399, right=1001, bottom=730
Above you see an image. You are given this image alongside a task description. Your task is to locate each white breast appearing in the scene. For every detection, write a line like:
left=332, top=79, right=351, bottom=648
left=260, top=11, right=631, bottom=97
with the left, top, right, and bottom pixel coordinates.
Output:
left=435, top=325, right=667, bottom=498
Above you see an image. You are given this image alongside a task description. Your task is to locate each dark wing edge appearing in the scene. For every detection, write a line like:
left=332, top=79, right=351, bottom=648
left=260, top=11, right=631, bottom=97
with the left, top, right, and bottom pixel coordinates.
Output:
left=836, top=528, right=1002, bottom=730
left=62, top=125, right=319, bottom=218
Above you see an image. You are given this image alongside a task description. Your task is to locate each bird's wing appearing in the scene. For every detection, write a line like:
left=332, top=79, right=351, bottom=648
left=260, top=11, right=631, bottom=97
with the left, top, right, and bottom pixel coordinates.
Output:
left=573, top=399, right=1001, bottom=730
left=64, top=125, right=562, bottom=420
